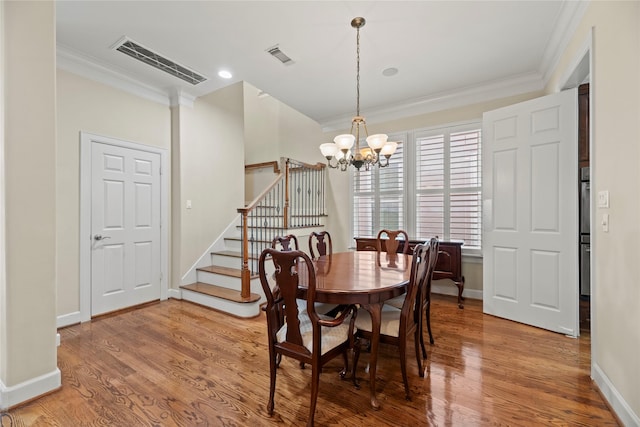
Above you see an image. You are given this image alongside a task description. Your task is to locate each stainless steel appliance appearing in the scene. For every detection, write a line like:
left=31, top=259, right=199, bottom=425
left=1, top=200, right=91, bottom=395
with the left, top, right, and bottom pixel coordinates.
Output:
left=579, top=167, right=590, bottom=296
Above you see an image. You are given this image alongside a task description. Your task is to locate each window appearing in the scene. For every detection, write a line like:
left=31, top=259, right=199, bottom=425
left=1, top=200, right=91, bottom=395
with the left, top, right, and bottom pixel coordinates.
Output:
left=352, top=123, right=482, bottom=254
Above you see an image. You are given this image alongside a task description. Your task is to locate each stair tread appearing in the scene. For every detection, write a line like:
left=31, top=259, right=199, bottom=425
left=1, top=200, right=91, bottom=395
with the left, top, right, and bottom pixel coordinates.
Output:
left=197, top=265, right=259, bottom=278
left=181, top=282, right=260, bottom=303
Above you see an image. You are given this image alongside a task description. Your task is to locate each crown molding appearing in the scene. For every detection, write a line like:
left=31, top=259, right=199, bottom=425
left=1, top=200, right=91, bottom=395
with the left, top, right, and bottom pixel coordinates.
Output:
left=56, top=44, right=172, bottom=106
left=540, top=0, right=590, bottom=87
left=170, top=89, right=196, bottom=108
left=319, top=72, right=544, bottom=132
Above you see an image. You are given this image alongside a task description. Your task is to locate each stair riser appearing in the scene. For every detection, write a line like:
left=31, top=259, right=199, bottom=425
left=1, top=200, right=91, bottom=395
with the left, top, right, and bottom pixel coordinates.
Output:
left=223, top=238, right=242, bottom=252
left=181, top=290, right=262, bottom=318
left=196, top=271, right=242, bottom=289
left=223, top=239, right=273, bottom=254
left=210, top=254, right=243, bottom=269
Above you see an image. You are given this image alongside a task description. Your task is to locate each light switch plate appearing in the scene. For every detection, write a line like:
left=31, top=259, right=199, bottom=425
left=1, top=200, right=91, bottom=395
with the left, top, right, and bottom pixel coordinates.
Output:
left=598, top=190, right=609, bottom=208
left=602, top=213, right=609, bottom=232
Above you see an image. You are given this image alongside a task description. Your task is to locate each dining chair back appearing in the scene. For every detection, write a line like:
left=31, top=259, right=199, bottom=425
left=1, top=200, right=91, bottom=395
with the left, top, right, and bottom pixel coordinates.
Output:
left=353, top=239, right=434, bottom=400
left=420, top=237, right=439, bottom=347
left=271, top=234, right=299, bottom=251
left=258, top=248, right=359, bottom=426
left=376, top=229, right=410, bottom=254
left=308, top=231, right=333, bottom=260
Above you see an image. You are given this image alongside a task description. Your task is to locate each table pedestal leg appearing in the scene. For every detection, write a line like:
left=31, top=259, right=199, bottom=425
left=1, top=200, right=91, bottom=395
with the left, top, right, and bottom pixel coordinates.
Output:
left=363, top=303, right=382, bottom=410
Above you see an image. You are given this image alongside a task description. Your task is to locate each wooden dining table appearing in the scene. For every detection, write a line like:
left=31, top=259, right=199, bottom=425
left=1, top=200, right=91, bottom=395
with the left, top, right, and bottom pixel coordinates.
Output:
left=297, top=250, right=412, bottom=409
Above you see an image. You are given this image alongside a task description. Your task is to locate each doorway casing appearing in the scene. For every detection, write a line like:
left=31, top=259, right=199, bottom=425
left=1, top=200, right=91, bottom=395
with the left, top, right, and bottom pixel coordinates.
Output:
left=79, top=132, right=169, bottom=322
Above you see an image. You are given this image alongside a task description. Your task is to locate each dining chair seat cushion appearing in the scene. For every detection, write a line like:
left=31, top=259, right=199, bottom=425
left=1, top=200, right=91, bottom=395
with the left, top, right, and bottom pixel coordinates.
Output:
left=295, top=299, right=339, bottom=317
left=385, top=294, right=406, bottom=310
left=276, top=312, right=354, bottom=355
left=354, top=305, right=402, bottom=338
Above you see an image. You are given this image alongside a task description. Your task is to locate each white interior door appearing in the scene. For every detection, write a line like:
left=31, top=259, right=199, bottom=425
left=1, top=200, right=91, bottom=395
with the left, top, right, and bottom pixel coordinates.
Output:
left=91, top=142, right=161, bottom=316
left=482, top=89, right=578, bottom=336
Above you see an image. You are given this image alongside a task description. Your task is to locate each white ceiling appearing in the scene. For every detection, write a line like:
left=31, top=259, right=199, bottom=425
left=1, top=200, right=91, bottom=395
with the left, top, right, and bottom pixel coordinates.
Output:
left=55, top=1, right=585, bottom=130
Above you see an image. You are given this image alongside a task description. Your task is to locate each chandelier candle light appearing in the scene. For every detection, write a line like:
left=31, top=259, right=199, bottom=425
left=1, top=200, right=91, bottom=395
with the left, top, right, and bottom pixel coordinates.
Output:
left=319, top=17, right=398, bottom=171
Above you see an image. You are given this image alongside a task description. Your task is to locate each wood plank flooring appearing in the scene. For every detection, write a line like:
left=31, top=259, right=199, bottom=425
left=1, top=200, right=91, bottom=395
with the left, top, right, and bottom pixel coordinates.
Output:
left=2, top=295, right=618, bottom=426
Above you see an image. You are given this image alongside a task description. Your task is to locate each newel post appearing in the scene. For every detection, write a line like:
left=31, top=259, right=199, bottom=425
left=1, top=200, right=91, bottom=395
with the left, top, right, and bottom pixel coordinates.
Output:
left=284, top=159, right=290, bottom=229
left=240, top=210, right=250, bottom=299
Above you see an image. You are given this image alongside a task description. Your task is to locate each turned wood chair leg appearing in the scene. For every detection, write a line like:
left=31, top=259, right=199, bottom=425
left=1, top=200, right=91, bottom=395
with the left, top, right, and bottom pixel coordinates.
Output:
left=267, top=352, right=277, bottom=415
left=427, top=304, right=434, bottom=345
left=399, top=335, right=411, bottom=400
left=415, top=327, right=424, bottom=378
left=308, top=366, right=321, bottom=427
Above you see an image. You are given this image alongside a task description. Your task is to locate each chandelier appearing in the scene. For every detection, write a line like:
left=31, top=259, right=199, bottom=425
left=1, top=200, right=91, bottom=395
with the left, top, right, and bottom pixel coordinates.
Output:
left=319, top=17, right=397, bottom=172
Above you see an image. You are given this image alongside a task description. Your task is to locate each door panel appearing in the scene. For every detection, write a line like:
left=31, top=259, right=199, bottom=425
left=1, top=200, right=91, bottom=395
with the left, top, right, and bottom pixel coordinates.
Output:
left=483, top=89, right=578, bottom=336
left=91, top=142, right=161, bottom=316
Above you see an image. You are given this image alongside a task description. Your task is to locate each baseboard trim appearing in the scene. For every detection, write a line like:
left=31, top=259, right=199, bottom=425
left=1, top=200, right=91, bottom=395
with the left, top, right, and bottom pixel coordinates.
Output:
left=57, top=310, right=82, bottom=328
left=0, top=368, right=61, bottom=410
left=592, top=362, right=640, bottom=426
left=432, top=282, right=482, bottom=301
left=167, top=288, right=182, bottom=299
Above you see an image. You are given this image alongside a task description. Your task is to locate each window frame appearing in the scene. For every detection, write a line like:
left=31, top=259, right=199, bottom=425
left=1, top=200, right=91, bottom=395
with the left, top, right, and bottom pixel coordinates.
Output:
left=350, top=121, right=482, bottom=257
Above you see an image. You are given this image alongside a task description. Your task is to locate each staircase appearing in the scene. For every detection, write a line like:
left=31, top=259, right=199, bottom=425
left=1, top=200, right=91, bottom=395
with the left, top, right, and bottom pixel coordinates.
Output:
left=179, top=158, right=327, bottom=318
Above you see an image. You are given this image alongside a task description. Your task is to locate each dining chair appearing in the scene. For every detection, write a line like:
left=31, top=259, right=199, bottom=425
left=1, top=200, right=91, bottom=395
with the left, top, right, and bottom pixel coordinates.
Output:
left=352, top=239, right=436, bottom=400
left=421, top=237, right=439, bottom=347
left=273, top=233, right=337, bottom=319
left=258, top=248, right=360, bottom=427
left=376, top=229, right=410, bottom=254
left=308, top=231, right=345, bottom=318
left=308, top=231, right=333, bottom=260
left=268, top=234, right=300, bottom=363
left=387, top=237, right=440, bottom=346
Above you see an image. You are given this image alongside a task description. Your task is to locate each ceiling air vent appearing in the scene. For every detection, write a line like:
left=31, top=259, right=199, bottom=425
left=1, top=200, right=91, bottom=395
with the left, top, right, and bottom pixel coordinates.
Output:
left=114, top=38, right=207, bottom=85
left=267, top=45, right=294, bottom=65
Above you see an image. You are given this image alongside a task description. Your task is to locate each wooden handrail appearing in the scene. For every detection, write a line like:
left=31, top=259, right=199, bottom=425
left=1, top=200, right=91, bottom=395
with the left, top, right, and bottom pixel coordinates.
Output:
left=286, top=158, right=326, bottom=170
left=237, top=172, right=284, bottom=214
left=245, top=161, right=280, bottom=173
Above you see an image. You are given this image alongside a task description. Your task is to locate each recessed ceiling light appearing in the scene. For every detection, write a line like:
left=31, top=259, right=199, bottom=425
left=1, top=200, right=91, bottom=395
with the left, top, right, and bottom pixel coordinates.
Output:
left=218, top=70, right=233, bottom=79
left=382, top=67, right=399, bottom=77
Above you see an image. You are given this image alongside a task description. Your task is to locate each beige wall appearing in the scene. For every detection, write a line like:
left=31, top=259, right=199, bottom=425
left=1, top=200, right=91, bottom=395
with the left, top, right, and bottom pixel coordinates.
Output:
left=56, top=70, right=171, bottom=316
left=243, top=83, right=280, bottom=165
left=2, top=0, right=57, bottom=392
left=173, top=83, right=245, bottom=280
left=545, top=1, right=640, bottom=419
left=244, top=82, right=326, bottom=166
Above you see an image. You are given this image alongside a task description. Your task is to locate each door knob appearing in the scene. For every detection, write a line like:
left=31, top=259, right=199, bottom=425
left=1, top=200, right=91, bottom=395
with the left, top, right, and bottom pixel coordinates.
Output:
left=94, top=234, right=111, bottom=241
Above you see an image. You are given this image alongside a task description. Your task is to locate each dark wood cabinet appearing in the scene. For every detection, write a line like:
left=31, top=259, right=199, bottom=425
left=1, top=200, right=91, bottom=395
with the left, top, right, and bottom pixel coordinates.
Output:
left=578, top=83, right=590, bottom=167
left=354, top=237, right=465, bottom=308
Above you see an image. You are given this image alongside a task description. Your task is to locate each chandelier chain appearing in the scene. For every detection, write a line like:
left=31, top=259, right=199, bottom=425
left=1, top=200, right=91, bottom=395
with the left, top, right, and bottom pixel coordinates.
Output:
left=356, top=25, right=360, bottom=117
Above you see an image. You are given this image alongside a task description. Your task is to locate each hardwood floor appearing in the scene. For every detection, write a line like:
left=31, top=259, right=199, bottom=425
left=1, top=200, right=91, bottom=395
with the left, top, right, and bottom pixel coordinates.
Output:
left=2, top=295, right=618, bottom=426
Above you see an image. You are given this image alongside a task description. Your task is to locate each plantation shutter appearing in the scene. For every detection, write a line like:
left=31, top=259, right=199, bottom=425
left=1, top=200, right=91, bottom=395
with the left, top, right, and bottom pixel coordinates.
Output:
left=449, top=129, right=482, bottom=249
left=352, top=141, right=404, bottom=236
left=379, top=141, right=404, bottom=231
left=416, top=135, right=445, bottom=239
left=353, top=167, right=374, bottom=237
